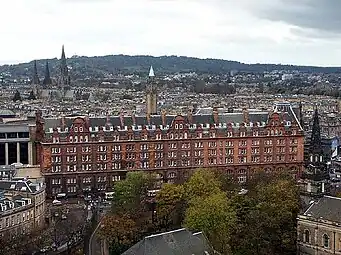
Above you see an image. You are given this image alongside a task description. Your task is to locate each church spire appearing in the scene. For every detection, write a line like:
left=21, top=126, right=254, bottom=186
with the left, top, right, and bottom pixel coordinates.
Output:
left=59, top=45, right=70, bottom=91
left=310, top=106, right=322, bottom=155
left=60, top=45, right=68, bottom=78
left=149, top=65, right=155, bottom=77
left=43, top=61, right=52, bottom=86
left=32, top=60, right=40, bottom=85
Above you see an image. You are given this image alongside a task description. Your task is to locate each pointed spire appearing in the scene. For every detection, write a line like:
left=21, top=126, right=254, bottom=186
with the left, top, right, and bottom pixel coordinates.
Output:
left=59, top=44, right=70, bottom=87
left=61, top=45, right=66, bottom=60
left=43, top=61, right=52, bottom=86
left=32, top=60, right=40, bottom=85
left=310, top=106, right=322, bottom=155
left=60, top=45, right=68, bottom=75
left=149, top=66, right=155, bottom=77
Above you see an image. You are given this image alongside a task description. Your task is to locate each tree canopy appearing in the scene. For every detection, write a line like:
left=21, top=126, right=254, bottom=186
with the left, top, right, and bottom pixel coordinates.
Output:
left=12, top=90, right=22, bottom=102
left=101, top=169, right=300, bottom=255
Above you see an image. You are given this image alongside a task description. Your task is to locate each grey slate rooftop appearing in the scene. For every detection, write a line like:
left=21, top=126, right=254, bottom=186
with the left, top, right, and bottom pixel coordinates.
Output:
left=304, top=196, right=341, bottom=222
left=122, top=228, right=216, bottom=255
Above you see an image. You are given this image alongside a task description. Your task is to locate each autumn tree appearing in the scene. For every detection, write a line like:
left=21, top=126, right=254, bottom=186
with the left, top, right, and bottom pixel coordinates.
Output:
left=253, top=177, right=299, bottom=254
left=112, top=171, right=154, bottom=218
left=184, top=168, right=222, bottom=202
left=102, top=172, right=154, bottom=254
left=182, top=169, right=237, bottom=254
left=184, top=192, right=236, bottom=254
left=98, top=214, right=138, bottom=255
left=229, top=173, right=299, bottom=255
left=155, top=183, right=185, bottom=230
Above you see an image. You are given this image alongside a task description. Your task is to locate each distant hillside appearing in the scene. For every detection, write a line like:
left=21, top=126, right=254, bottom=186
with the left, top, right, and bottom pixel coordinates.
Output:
left=0, top=55, right=340, bottom=80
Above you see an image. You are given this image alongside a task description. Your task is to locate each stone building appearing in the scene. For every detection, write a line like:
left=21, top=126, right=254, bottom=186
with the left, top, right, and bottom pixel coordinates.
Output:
left=297, top=196, right=341, bottom=254
left=34, top=101, right=305, bottom=198
left=0, top=177, right=46, bottom=237
left=0, top=123, right=35, bottom=165
left=40, top=45, right=75, bottom=101
left=299, top=108, right=330, bottom=199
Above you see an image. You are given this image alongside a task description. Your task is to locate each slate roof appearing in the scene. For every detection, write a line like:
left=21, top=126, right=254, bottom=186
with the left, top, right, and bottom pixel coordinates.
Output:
left=0, top=109, right=15, bottom=117
left=42, top=102, right=301, bottom=132
left=304, top=196, right=341, bottom=222
left=43, top=112, right=283, bottom=130
left=122, top=228, right=216, bottom=255
left=0, top=179, right=42, bottom=194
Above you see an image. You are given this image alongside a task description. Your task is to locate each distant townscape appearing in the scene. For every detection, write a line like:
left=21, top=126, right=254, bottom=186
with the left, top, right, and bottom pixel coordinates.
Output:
left=0, top=46, right=340, bottom=255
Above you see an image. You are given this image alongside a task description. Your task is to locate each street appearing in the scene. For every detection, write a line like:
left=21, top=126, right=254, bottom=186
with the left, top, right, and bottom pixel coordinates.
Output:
left=88, top=204, right=111, bottom=255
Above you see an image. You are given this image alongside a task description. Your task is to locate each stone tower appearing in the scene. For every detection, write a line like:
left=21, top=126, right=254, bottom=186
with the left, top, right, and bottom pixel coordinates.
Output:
left=42, top=61, right=52, bottom=87
left=300, top=107, right=330, bottom=198
left=59, top=45, right=71, bottom=97
left=32, top=60, right=40, bottom=98
left=146, top=66, right=157, bottom=115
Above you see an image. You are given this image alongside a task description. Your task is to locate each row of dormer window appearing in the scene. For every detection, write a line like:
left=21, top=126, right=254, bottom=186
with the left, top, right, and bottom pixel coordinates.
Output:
left=51, top=128, right=297, bottom=144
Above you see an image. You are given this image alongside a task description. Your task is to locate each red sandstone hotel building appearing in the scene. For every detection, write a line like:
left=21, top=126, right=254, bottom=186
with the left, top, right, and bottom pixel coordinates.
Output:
left=35, top=103, right=304, bottom=198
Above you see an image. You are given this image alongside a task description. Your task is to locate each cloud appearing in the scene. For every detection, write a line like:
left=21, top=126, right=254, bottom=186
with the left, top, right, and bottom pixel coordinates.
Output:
left=0, top=0, right=340, bottom=66
left=250, top=0, right=341, bottom=36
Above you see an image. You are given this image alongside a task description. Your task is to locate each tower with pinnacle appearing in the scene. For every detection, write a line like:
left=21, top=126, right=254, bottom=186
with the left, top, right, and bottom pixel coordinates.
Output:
left=43, top=61, right=52, bottom=87
left=59, top=45, right=71, bottom=97
left=32, top=60, right=40, bottom=98
left=300, top=107, right=330, bottom=198
left=146, top=66, right=157, bottom=115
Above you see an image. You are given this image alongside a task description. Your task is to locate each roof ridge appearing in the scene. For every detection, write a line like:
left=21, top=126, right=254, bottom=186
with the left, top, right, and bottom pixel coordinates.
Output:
left=145, top=228, right=186, bottom=239
left=324, top=195, right=341, bottom=201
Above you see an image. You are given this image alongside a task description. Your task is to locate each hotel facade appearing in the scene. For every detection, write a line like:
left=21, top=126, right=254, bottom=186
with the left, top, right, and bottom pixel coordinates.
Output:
left=34, top=102, right=305, bottom=198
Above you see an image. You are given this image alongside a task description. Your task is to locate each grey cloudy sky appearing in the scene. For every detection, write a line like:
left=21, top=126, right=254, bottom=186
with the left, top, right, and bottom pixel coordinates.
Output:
left=1, top=0, right=341, bottom=66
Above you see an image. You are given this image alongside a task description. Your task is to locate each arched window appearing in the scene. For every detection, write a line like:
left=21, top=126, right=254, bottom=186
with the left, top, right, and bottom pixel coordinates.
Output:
left=168, top=172, right=176, bottom=178
left=304, top=230, right=310, bottom=243
left=323, top=234, right=330, bottom=248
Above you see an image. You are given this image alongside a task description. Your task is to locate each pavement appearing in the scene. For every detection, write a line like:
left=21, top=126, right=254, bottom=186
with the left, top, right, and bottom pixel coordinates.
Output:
left=89, top=206, right=111, bottom=255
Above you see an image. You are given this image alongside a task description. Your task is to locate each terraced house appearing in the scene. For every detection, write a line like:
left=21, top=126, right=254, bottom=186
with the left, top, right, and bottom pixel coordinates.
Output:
left=34, top=101, right=305, bottom=198
left=0, top=178, right=46, bottom=237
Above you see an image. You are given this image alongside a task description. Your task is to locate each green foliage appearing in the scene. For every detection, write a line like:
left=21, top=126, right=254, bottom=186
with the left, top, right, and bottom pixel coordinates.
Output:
left=1, top=56, right=340, bottom=82
left=229, top=175, right=299, bottom=255
left=182, top=169, right=299, bottom=255
left=99, top=214, right=138, bottom=255
left=184, top=168, right=222, bottom=202
left=105, top=169, right=299, bottom=255
left=112, top=171, right=153, bottom=217
left=155, top=183, right=185, bottom=230
left=184, top=192, right=236, bottom=254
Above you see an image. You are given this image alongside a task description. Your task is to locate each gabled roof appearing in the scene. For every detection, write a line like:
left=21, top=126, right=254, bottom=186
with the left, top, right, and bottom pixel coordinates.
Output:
left=303, top=195, right=341, bottom=223
left=122, top=228, right=216, bottom=255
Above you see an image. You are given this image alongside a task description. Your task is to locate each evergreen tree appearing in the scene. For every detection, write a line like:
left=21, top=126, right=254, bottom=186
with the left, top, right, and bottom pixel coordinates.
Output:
left=28, top=90, right=36, bottom=100
left=13, top=90, right=22, bottom=102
